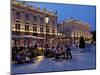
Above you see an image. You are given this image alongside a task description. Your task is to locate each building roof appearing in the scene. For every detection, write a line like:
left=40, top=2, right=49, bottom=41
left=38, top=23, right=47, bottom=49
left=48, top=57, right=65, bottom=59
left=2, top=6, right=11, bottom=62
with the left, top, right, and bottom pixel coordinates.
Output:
left=63, top=18, right=90, bottom=27
left=11, top=1, right=57, bottom=18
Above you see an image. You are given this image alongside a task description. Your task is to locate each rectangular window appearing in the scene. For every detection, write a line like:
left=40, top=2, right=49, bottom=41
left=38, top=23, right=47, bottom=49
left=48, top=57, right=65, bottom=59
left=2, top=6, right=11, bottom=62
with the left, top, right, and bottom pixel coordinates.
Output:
left=16, top=11, right=20, bottom=19
left=25, top=25, right=29, bottom=31
left=52, top=20, right=54, bottom=25
left=33, top=16, right=37, bottom=22
left=33, top=26, right=37, bottom=32
left=40, top=27, right=44, bottom=32
left=40, top=17, right=44, bottom=23
left=46, top=26, right=49, bottom=33
left=25, top=14, right=29, bottom=20
left=15, top=24, right=20, bottom=30
left=47, top=29, right=49, bottom=33
left=52, top=27, right=55, bottom=33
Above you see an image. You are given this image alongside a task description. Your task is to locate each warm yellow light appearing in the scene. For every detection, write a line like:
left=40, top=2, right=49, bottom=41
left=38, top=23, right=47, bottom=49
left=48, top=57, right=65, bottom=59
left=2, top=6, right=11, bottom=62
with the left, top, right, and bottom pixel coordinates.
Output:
left=50, top=33, right=52, bottom=35
left=20, top=29, right=25, bottom=32
left=55, top=33, right=58, bottom=35
left=38, top=47, right=42, bottom=50
left=37, top=31, right=40, bottom=33
left=45, top=17, right=49, bottom=23
left=36, top=56, right=44, bottom=62
left=71, top=34, right=74, bottom=37
left=16, top=30, right=20, bottom=32
left=29, top=30, right=33, bottom=32
left=12, top=29, right=15, bottom=31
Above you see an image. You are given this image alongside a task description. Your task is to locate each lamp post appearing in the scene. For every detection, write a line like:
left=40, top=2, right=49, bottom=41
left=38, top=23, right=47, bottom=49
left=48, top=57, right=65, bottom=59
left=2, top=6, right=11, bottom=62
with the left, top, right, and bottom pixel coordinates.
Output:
left=45, top=17, right=49, bottom=45
left=73, top=31, right=75, bottom=45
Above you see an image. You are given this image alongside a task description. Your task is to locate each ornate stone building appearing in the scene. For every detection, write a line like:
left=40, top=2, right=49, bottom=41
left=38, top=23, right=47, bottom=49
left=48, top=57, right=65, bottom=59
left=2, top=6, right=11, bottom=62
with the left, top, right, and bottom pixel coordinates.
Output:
left=11, top=1, right=92, bottom=47
left=58, top=18, right=91, bottom=45
left=11, top=1, right=58, bottom=47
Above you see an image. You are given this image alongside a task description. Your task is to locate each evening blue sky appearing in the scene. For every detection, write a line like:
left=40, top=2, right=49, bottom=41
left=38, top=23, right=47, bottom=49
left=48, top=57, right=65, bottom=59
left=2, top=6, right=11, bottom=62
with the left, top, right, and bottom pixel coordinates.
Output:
left=20, top=1, right=96, bottom=31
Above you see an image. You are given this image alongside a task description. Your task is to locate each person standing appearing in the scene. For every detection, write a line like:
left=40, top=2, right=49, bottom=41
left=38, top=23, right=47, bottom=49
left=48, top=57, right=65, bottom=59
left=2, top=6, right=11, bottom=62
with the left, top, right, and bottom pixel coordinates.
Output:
left=65, top=45, right=72, bottom=59
left=55, top=45, right=59, bottom=59
left=51, top=46, right=56, bottom=58
left=61, top=46, right=65, bottom=59
left=79, top=36, right=85, bottom=52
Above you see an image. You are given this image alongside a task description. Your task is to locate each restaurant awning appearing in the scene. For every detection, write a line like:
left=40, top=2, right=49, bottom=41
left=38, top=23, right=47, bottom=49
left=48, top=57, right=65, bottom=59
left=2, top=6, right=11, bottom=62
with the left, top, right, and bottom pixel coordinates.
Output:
left=12, top=35, right=44, bottom=39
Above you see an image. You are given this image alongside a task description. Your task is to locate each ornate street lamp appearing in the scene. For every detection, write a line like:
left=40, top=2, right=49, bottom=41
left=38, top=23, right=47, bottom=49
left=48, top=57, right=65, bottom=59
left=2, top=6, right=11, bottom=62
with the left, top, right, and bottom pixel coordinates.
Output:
left=45, top=17, right=49, bottom=23
left=45, top=17, right=49, bottom=45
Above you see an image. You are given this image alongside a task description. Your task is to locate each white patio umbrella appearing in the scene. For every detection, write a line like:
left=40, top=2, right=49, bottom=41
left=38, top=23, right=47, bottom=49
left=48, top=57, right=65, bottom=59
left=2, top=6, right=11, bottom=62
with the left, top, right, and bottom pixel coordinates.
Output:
left=20, top=35, right=44, bottom=39
left=12, top=35, right=21, bottom=38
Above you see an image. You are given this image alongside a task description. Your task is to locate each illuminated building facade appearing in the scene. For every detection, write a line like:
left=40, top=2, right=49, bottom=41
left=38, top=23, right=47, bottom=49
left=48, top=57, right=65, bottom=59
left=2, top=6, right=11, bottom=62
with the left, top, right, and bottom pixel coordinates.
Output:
left=11, top=2, right=58, bottom=47
left=58, top=18, right=92, bottom=45
left=11, top=1, right=92, bottom=47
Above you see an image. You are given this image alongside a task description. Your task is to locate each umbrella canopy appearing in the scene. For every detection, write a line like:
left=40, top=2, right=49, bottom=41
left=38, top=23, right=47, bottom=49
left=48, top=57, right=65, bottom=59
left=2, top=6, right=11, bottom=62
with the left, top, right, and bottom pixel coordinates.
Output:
left=12, top=35, right=21, bottom=38
left=19, top=35, right=44, bottom=39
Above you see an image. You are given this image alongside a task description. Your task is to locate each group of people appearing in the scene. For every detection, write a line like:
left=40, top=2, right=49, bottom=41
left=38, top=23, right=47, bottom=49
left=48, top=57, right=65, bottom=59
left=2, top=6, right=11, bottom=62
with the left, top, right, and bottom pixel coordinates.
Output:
left=12, top=44, right=72, bottom=64
left=12, top=45, right=41, bottom=64
left=44, top=44, right=72, bottom=60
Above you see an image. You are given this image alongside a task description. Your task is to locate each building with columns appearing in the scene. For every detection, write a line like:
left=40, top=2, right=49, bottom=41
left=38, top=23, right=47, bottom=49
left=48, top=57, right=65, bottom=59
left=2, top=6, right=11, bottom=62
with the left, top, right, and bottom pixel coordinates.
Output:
left=11, top=1, right=58, bottom=47
left=58, top=18, right=92, bottom=45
